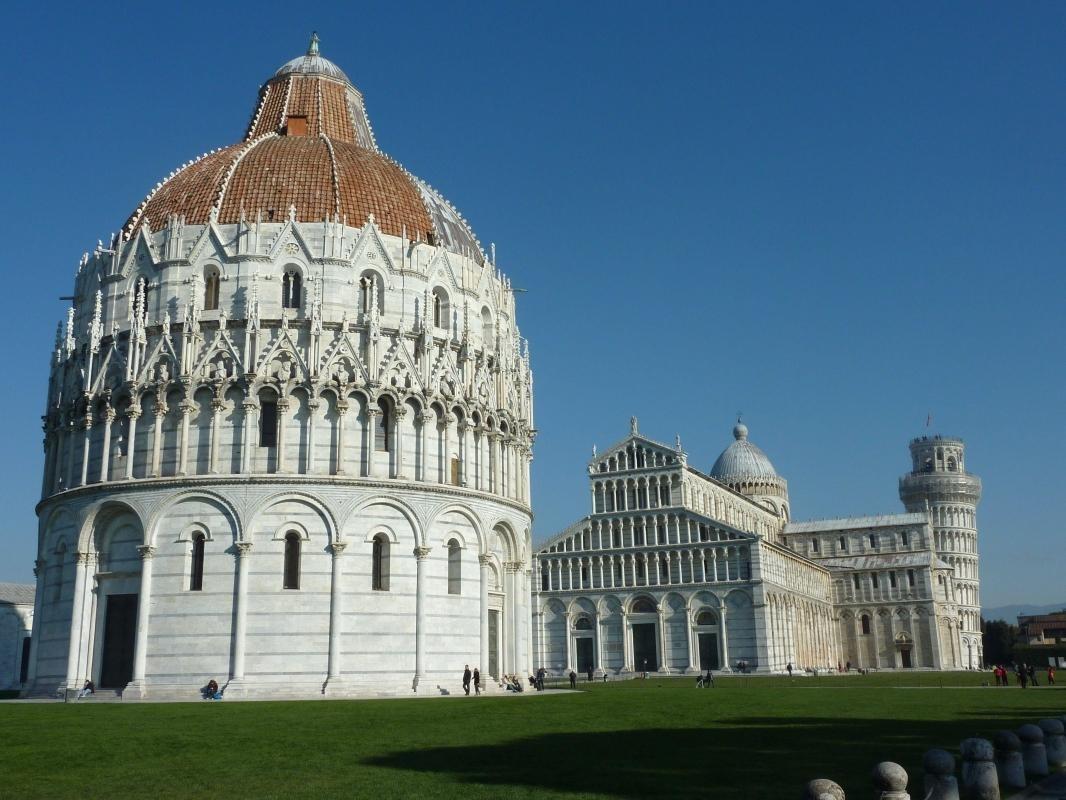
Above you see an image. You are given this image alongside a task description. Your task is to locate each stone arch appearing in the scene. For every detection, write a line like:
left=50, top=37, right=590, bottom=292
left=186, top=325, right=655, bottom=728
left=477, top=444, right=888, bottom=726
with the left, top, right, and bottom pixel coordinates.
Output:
left=487, top=519, right=519, bottom=562
left=77, top=498, right=145, bottom=552
left=688, top=590, right=722, bottom=612
left=247, top=491, right=338, bottom=544
left=344, top=495, right=424, bottom=547
left=627, top=594, right=658, bottom=614
left=144, top=489, right=242, bottom=547
left=426, top=504, right=485, bottom=553
left=38, top=506, right=79, bottom=560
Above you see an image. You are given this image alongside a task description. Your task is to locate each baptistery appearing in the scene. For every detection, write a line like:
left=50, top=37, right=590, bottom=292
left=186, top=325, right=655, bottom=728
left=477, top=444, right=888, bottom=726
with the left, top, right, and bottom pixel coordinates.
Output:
left=28, top=35, right=535, bottom=699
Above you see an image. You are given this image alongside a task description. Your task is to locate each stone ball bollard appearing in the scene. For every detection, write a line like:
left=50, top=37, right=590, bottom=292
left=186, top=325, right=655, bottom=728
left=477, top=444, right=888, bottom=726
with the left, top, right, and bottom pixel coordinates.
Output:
left=872, top=762, right=910, bottom=800
left=1038, top=718, right=1066, bottom=768
left=923, top=749, right=959, bottom=800
left=992, top=730, right=1026, bottom=790
left=960, top=738, right=1000, bottom=800
left=803, top=778, right=846, bottom=800
left=1017, top=723, right=1049, bottom=779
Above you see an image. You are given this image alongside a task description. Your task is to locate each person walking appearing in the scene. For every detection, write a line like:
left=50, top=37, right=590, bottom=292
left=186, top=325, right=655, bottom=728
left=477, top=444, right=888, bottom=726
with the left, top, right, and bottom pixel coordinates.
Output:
left=1027, top=664, right=1038, bottom=687
left=462, top=664, right=472, bottom=696
left=473, top=667, right=481, bottom=696
left=786, top=662, right=793, bottom=678
left=536, top=666, right=545, bottom=691
left=1048, top=666, right=1055, bottom=686
left=569, top=670, right=577, bottom=689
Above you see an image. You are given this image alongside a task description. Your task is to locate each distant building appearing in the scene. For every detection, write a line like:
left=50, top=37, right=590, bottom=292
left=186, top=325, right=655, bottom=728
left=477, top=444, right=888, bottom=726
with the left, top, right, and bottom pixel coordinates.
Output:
left=0, top=583, right=34, bottom=691
left=532, top=420, right=982, bottom=675
left=1015, top=610, right=1066, bottom=669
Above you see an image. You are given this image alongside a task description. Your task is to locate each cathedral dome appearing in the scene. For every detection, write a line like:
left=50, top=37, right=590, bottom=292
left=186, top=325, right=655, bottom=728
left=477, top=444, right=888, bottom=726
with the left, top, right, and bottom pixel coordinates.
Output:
left=125, top=34, right=483, bottom=261
left=710, top=421, right=779, bottom=480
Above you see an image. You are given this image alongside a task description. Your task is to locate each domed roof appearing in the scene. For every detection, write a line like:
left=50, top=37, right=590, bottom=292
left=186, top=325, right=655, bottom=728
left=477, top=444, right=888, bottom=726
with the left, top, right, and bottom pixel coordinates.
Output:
left=709, top=421, right=779, bottom=480
left=124, top=35, right=484, bottom=262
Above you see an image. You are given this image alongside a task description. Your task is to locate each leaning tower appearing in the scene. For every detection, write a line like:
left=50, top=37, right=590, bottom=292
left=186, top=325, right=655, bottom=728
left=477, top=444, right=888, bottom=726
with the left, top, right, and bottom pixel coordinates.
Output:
left=899, top=435, right=983, bottom=668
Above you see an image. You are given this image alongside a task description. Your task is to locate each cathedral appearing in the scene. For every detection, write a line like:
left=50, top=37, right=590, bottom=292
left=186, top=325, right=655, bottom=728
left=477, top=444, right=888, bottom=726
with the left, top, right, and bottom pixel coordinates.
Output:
left=27, top=36, right=534, bottom=699
left=532, top=420, right=982, bottom=675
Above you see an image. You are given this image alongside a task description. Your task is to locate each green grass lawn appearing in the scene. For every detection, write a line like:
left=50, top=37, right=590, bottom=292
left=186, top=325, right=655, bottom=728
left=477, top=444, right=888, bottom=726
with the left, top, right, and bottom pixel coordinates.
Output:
left=0, top=674, right=1062, bottom=799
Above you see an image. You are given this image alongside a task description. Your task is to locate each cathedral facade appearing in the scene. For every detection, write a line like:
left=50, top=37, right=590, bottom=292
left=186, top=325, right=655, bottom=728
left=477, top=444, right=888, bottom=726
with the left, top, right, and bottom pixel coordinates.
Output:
left=28, top=37, right=534, bottom=699
left=533, top=421, right=981, bottom=675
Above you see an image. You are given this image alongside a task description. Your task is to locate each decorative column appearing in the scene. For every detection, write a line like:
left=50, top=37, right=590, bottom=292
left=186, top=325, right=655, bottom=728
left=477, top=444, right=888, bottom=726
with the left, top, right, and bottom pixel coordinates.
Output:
left=621, top=611, right=632, bottom=672
left=594, top=612, right=603, bottom=673
left=324, top=542, right=347, bottom=694
left=366, top=407, right=381, bottom=478
left=124, top=545, right=157, bottom=699
left=63, top=552, right=91, bottom=691
left=419, top=411, right=433, bottom=481
left=276, top=397, right=290, bottom=473
left=306, top=399, right=319, bottom=474
left=509, top=562, right=523, bottom=672
left=443, top=415, right=455, bottom=485
left=178, top=399, right=193, bottom=476
left=414, top=546, right=431, bottom=689
left=479, top=555, right=491, bottom=677
left=98, top=407, right=115, bottom=483
left=241, top=401, right=257, bottom=474
left=657, top=605, right=669, bottom=673
left=720, top=607, right=731, bottom=671
left=124, top=407, right=140, bottom=480
left=79, top=414, right=92, bottom=487
left=686, top=613, right=697, bottom=673
left=228, top=541, right=254, bottom=691
left=24, top=559, right=47, bottom=689
left=564, top=612, right=574, bottom=671
left=209, top=398, right=224, bottom=474
left=393, top=409, right=406, bottom=479
left=335, top=402, right=348, bottom=475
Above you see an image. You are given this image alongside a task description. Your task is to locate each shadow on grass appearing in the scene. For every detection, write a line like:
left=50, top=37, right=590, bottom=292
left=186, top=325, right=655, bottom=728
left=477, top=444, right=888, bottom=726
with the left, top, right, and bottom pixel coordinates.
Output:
left=364, top=714, right=1053, bottom=799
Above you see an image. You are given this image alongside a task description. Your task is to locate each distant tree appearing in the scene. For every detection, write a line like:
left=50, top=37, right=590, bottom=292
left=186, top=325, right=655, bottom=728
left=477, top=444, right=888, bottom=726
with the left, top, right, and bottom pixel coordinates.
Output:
left=982, top=618, right=1018, bottom=665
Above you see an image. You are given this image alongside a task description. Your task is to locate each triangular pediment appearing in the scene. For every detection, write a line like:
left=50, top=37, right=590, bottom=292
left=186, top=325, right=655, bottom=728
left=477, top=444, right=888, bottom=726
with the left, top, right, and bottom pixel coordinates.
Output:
left=348, top=219, right=397, bottom=274
left=190, top=329, right=245, bottom=383
left=377, top=338, right=425, bottom=395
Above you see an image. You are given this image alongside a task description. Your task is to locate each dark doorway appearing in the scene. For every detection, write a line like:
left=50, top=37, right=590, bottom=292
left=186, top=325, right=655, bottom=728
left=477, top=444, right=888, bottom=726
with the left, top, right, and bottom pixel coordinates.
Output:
left=488, top=610, right=500, bottom=679
left=632, top=623, right=657, bottom=672
left=100, top=593, right=138, bottom=689
left=576, top=637, right=594, bottom=673
left=698, top=633, right=720, bottom=670
left=900, top=648, right=913, bottom=669
left=19, top=637, right=31, bottom=685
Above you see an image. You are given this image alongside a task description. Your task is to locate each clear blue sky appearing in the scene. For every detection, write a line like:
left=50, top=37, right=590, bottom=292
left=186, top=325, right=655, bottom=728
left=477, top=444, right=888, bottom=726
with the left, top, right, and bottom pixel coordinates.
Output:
left=1, top=2, right=1063, bottom=608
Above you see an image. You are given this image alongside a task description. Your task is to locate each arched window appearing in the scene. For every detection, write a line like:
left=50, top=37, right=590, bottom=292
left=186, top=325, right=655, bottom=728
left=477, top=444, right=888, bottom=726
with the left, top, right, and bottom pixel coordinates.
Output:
left=631, top=598, right=656, bottom=614
left=204, top=267, right=220, bottom=311
left=696, top=611, right=717, bottom=626
left=860, top=614, right=871, bottom=635
left=282, top=268, right=302, bottom=309
left=946, top=457, right=957, bottom=472
left=375, top=399, right=390, bottom=451
left=481, top=306, right=493, bottom=346
left=574, top=617, right=592, bottom=630
left=283, top=531, right=301, bottom=590
left=447, top=539, right=461, bottom=595
left=372, top=534, right=390, bottom=591
left=359, top=271, right=384, bottom=314
left=190, top=533, right=205, bottom=591
left=259, top=398, right=278, bottom=447
left=432, top=288, right=450, bottom=330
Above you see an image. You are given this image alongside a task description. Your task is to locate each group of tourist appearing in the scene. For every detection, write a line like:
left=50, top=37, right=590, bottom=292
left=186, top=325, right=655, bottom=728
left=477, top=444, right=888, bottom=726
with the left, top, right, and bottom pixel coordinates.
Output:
left=991, top=663, right=1054, bottom=688
left=461, top=665, right=483, bottom=696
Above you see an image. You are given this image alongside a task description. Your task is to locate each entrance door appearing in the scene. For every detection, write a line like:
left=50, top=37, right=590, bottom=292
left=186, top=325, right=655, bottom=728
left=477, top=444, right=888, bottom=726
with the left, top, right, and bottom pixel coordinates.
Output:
left=632, top=623, right=657, bottom=672
left=100, top=594, right=138, bottom=689
left=900, top=648, right=913, bottom=669
left=576, top=637, right=594, bottom=673
left=698, top=633, right=720, bottom=670
left=488, top=610, right=500, bottom=678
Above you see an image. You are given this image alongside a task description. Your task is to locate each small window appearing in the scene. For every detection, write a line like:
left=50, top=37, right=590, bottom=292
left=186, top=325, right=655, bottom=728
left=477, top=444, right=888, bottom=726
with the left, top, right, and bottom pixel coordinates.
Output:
left=868, top=533, right=877, bottom=549
left=432, top=288, right=449, bottom=331
left=190, top=533, right=205, bottom=591
left=574, top=617, right=593, bottom=630
left=696, top=611, right=717, bottom=626
left=853, top=574, right=861, bottom=590
left=282, top=268, right=302, bottom=309
left=481, top=306, right=493, bottom=346
left=861, top=614, right=871, bottom=635
left=838, top=536, right=847, bottom=552
left=259, top=400, right=278, bottom=447
left=204, top=268, right=220, bottom=311
left=447, top=539, right=461, bottom=595
left=907, top=569, right=915, bottom=587
left=375, top=400, right=390, bottom=451
left=871, top=572, right=879, bottom=589
left=901, top=531, right=909, bottom=547
left=889, top=572, right=897, bottom=589
left=372, top=534, right=390, bottom=591
left=283, top=531, right=301, bottom=590
left=811, top=538, right=820, bottom=553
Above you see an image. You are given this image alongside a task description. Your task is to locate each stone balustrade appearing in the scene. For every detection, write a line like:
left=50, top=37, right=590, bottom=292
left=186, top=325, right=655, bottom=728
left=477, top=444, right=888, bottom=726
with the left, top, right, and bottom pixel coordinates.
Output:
left=801, top=714, right=1066, bottom=799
